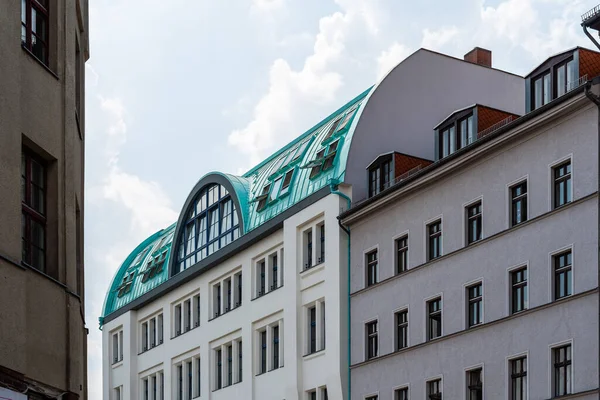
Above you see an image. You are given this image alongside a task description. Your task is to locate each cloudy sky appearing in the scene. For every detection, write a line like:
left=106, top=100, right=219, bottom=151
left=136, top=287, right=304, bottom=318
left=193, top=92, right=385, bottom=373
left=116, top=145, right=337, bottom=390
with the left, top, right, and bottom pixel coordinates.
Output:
left=84, top=0, right=599, bottom=396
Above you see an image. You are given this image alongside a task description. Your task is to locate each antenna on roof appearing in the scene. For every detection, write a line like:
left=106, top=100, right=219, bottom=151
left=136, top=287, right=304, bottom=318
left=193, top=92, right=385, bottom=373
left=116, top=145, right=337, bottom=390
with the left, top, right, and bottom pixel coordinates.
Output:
left=582, top=4, right=600, bottom=50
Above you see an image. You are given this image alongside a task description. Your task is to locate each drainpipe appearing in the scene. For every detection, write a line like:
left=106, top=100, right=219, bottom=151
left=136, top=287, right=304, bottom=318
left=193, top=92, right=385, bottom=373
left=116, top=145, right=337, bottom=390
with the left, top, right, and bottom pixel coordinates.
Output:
left=584, top=79, right=600, bottom=394
left=583, top=23, right=600, bottom=52
left=329, top=181, right=351, bottom=400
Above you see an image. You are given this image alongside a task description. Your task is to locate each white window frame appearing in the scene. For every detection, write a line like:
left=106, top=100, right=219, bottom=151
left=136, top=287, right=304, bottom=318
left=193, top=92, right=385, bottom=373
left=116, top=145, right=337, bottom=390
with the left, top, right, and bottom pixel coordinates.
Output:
left=363, top=244, right=379, bottom=288
left=506, top=261, right=530, bottom=315
left=548, top=244, right=574, bottom=303
left=424, top=215, right=443, bottom=262
left=139, top=310, right=163, bottom=353
left=172, top=350, right=201, bottom=399
left=424, top=292, right=444, bottom=342
left=463, top=278, right=484, bottom=329
left=462, top=196, right=484, bottom=247
left=304, top=298, right=326, bottom=356
left=392, top=230, right=410, bottom=274
left=111, top=327, right=124, bottom=366
left=548, top=154, right=573, bottom=211
left=172, top=290, right=200, bottom=337
left=464, top=363, right=484, bottom=400
left=548, top=338, right=574, bottom=399
left=392, top=305, right=409, bottom=351
left=363, top=316, right=379, bottom=361
left=506, top=351, right=529, bottom=400
left=506, top=175, right=529, bottom=229
left=253, top=246, right=284, bottom=298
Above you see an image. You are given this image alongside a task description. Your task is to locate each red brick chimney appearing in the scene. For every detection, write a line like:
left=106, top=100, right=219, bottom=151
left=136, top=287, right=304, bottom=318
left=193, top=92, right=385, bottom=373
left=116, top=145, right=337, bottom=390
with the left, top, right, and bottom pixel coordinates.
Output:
left=464, top=47, right=492, bottom=68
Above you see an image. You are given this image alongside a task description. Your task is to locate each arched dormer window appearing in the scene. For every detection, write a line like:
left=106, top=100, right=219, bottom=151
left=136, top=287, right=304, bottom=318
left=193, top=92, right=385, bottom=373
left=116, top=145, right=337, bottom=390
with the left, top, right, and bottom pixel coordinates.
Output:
left=176, top=184, right=240, bottom=273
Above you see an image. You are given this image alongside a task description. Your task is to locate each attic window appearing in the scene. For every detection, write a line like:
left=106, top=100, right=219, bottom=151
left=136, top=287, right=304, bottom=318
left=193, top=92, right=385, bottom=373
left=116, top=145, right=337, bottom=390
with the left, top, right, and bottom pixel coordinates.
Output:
left=256, top=184, right=270, bottom=211
left=322, top=140, right=339, bottom=171
left=336, top=109, right=355, bottom=132
left=280, top=169, right=294, bottom=195
left=322, top=117, right=342, bottom=142
left=142, top=251, right=167, bottom=283
left=292, top=140, right=310, bottom=162
left=117, top=272, right=136, bottom=297
left=309, top=149, right=326, bottom=178
left=270, top=177, right=283, bottom=202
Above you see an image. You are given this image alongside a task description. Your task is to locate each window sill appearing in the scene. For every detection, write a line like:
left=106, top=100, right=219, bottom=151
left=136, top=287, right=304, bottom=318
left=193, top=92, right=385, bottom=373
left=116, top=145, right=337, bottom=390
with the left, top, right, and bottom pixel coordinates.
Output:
left=137, top=342, right=163, bottom=355
left=251, top=284, right=284, bottom=301
left=21, top=44, right=59, bottom=80
left=171, top=324, right=199, bottom=339
left=267, top=365, right=283, bottom=372
left=212, top=381, right=242, bottom=392
left=303, top=348, right=325, bottom=360
left=208, top=303, right=242, bottom=322
left=300, top=262, right=325, bottom=277
left=111, top=360, right=123, bottom=368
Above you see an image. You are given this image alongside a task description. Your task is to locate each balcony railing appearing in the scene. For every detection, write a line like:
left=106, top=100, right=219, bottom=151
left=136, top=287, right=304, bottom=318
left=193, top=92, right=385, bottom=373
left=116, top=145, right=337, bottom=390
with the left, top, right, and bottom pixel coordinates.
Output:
left=477, top=115, right=516, bottom=139
left=582, top=4, right=600, bottom=22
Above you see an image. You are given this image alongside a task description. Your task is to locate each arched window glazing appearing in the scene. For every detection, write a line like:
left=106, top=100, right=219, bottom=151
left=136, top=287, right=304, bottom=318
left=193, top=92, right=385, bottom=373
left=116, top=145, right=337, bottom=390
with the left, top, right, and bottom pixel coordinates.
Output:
left=177, top=184, right=240, bottom=272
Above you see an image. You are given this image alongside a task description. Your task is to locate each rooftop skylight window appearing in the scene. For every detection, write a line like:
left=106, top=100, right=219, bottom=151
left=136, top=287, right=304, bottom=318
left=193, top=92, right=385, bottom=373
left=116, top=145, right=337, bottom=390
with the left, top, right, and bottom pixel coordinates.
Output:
left=308, top=149, right=326, bottom=179
left=322, top=140, right=339, bottom=171
left=279, top=169, right=294, bottom=196
left=336, top=108, right=356, bottom=132
left=322, top=117, right=342, bottom=142
left=291, top=139, right=311, bottom=163
left=270, top=177, right=283, bottom=202
left=117, top=271, right=136, bottom=297
left=255, top=184, right=270, bottom=211
left=142, top=250, right=167, bottom=283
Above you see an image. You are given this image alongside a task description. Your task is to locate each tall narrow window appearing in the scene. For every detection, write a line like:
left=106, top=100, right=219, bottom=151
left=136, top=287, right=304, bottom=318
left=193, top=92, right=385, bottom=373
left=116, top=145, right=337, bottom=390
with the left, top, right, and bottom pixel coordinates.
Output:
left=511, top=182, right=528, bottom=226
left=510, top=357, right=527, bottom=400
left=187, top=361, right=192, bottom=398
left=258, top=260, right=266, bottom=296
left=308, top=391, right=317, bottom=400
left=467, top=369, right=483, bottom=400
left=272, top=325, right=280, bottom=370
left=318, top=223, right=325, bottom=264
left=366, top=250, right=378, bottom=287
left=112, top=332, right=120, bottom=364
left=553, top=161, right=571, bottom=208
left=467, top=283, right=483, bottom=328
left=184, top=299, right=191, bottom=332
left=553, top=344, right=572, bottom=396
left=215, top=349, right=222, bottom=390
left=193, top=294, right=200, bottom=327
left=227, top=345, right=233, bottom=386
left=458, top=114, right=475, bottom=147
left=511, top=267, right=528, bottom=314
left=260, top=330, right=267, bottom=374
left=395, top=309, right=408, bottom=350
left=21, top=152, right=46, bottom=272
left=533, top=71, right=551, bottom=109
left=177, top=364, right=183, bottom=399
left=114, top=386, right=121, bottom=400
left=369, top=168, right=381, bottom=197
left=381, top=160, right=392, bottom=190
left=466, top=202, right=482, bottom=244
left=236, top=272, right=242, bottom=307
left=196, top=357, right=201, bottom=396
left=21, top=0, right=49, bottom=64
left=396, top=236, right=408, bottom=274
left=225, top=278, right=232, bottom=312
left=321, top=387, right=329, bottom=400
left=554, top=250, right=572, bottom=300
left=427, top=379, right=442, bottom=400
left=439, top=126, right=455, bottom=158
left=213, top=284, right=221, bottom=317
left=308, top=306, right=317, bottom=354
left=142, top=322, right=149, bottom=351
left=365, top=320, right=378, bottom=359
left=304, top=228, right=313, bottom=269
left=427, top=298, right=442, bottom=341
left=320, top=301, right=326, bottom=350
left=150, top=318, right=156, bottom=348
left=238, top=339, right=243, bottom=383
left=395, top=388, right=408, bottom=400
left=158, top=314, right=164, bottom=344
left=428, top=221, right=442, bottom=261
left=271, top=253, right=278, bottom=290
left=368, top=157, right=393, bottom=197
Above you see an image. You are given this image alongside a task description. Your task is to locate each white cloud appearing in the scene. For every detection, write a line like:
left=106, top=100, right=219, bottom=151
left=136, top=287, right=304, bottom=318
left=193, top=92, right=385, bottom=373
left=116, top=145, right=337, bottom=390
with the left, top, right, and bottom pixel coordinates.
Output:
left=421, top=26, right=460, bottom=51
left=376, top=42, right=412, bottom=80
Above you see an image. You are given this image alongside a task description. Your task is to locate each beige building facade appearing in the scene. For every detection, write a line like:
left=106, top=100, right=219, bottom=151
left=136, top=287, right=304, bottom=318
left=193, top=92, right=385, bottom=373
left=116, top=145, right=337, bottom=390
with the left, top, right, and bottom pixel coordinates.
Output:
left=0, top=0, right=89, bottom=399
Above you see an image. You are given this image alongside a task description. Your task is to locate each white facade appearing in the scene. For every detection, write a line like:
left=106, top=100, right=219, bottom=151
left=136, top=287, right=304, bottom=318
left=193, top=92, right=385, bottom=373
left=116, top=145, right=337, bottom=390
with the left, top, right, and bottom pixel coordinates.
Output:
left=103, top=191, right=350, bottom=400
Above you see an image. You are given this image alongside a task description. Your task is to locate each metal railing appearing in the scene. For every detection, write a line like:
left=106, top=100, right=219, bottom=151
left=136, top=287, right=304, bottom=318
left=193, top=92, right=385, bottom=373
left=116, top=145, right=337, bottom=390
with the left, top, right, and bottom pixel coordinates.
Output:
left=567, top=74, right=588, bottom=92
left=353, top=165, right=424, bottom=206
left=582, top=4, right=600, bottom=22
left=477, top=115, right=516, bottom=139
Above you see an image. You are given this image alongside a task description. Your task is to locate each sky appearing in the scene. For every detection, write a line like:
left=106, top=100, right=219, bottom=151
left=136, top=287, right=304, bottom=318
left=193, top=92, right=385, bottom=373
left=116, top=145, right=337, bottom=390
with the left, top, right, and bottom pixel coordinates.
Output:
left=84, top=0, right=600, bottom=397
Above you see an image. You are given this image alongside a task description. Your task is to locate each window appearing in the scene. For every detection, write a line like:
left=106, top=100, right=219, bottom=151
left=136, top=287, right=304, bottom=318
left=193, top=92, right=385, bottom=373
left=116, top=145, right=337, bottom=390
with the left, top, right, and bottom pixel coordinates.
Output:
left=366, top=395, right=378, bottom=400
left=140, top=313, right=163, bottom=353
left=308, top=390, right=317, bottom=400
left=555, top=58, right=576, bottom=96
left=255, top=321, right=283, bottom=374
left=215, top=349, right=222, bottom=389
left=467, top=283, right=483, bottom=328
left=226, top=345, right=233, bottom=386
left=467, top=369, right=482, bottom=400
left=511, top=267, right=528, bottom=314
left=260, top=329, right=267, bottom=374
left=368, top=158, right=392, bottom=197
left=111, top=329, right=123, bottom=364
left=466, top=202, right=482, bottom=244
left=321, top=387, right=328, bottom=400
left=21, top=0, right=49, bottom=64
left=280, top=169, right=294, bottom=196
left=21, top=151, right=46, bottom=272
left=306, top=300, right=325, bottom=355
left=554, top=250, right=572, bottom=300
left=510, top=182, right=527, bottom=226
left=366, top=250, right=378, bottom=287
left=553, top=344, right=572, bottom=396
left=212, top=269, right=242, bottom=317
left=212, top=338, right=242, bottom=390
left=237, top=339, right=243, bottom=383
left=174, top=356, right=199, bottom=399
left=173, top=293, right=200, bottom=335
left=322, top=140, right=339, bottom=170
left=270, top=177, right=283, bottom=202
left=458, top=114, right=475, bottom=148
left=395, top=309, right=408, bottom=350
left=439, top=125, right=455, bottom=158
left=396, top=236, right=408, bottom=274
left=256, top=184, right=270, bottom=212
left=427, top=379, right=442, bottom=400
left=309, top=149, right=326, bottom=179
left=304, top=228, right=313, bottom=270
left=317, top=223, right=325, bottom=264
left=510, top=357, right=527, bottom=400
left=533, top=71, right=551, bottom=109
left=113, top=386, right=122, bottom=400
left=427, top=298, right=442, bottom=341
left=257, top=260, right=266, bottom=296
left=176, top=184, right=240, bottom=272
left=439, top=114, right=475, bottom=159
left=323, top=117, right=342, bottom=141
left=272, top=325, right=280, bottom=370
left=553, top=161, right=571, bottom=208
left=365, top=320, right=378, bottom=359
left=427, top=221, right=442, bottom=261
left=395, top=388, right=408, bottom=400
left=270, top=252, right=279, bottom=291
left=254, top=249, right=282, bottom=298
left=141, top=371, right=164, bottom=400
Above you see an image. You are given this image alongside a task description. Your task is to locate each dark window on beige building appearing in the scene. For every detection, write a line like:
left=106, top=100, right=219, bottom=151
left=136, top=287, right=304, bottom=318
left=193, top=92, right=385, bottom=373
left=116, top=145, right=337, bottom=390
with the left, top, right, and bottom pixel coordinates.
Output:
left=21, top=0, right=49, bottom=64
left=21, top=151, right=46, bottom=272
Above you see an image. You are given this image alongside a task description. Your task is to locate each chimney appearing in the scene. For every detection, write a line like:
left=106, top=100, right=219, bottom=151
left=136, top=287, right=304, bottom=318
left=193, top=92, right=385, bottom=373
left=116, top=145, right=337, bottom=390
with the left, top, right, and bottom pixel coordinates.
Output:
left=464, top=47, right=492, bottom=68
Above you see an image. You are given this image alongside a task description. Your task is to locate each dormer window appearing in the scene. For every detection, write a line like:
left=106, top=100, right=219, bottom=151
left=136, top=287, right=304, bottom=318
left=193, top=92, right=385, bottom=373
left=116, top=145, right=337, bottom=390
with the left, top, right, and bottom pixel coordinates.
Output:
left=322, top=140, right=339, bottom=171
left=256, top=184, right=270, bottom=212
left=322, top=117, right=342, bottom=142
left=438, top=113, right=474, bottom=159
left=368, top=156, right=392, bottom=197
left=280, top=169, right=294, bottom=196
left=556, top=58, right=576, bottom=97
left=308, top=149, right=326, bottom=179
left=532, top=71, right=551, bottom=110
left=270, top=177, right=283, bottom=202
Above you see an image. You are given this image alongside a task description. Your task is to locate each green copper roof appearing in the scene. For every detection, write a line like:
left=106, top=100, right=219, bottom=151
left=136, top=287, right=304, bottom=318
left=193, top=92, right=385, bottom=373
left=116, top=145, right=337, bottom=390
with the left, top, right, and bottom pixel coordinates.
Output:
left=100, top=87, right=372, bottom=325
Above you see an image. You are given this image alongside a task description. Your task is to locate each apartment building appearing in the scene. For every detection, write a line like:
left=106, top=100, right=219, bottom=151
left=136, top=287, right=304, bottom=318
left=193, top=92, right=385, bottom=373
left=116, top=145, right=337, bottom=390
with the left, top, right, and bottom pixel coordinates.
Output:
left=0, top=1, right=89, bottom=399
left=341, top=46, right=600, bottom=400
left=100, top=47, right=524, bottom=399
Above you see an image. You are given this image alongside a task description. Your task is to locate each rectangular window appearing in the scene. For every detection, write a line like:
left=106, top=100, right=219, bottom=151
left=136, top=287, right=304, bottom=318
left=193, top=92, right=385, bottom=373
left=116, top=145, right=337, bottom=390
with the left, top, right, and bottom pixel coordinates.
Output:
left=184, top=299, right=191, bottom=332
left=238, top=339, right=243, bottom=383
left=187, top=360, right=193, bottom=398
left=395, top=309, right=408, bottom=350
left=439, top=126, right=455, bottom=158
left=369, top=168, right=381, bottom=197
left=112, top=330, right=123, bottom=364
left=308, top=306, right=317, bottom=354
left=177, top=364, right=183, bottom=399
left=216, top=349, right=223, bottom=389
left=395, top=388, right=408, bottom=400
left=280, top=169, right=294, bottom=195
left=260, top=330, right=267, bottom=374
left=427, top=221, right=442, bottom=261
left=511, top=267, right=528, bottom=314
left=321, top=387, right=328, bottom=400
left=158, top=314, right=164, bottom=344
left=366, top=250, right=378, bottom=287
left=554, top=250, right=572, bottom=300
left=553, top=344, right=572, bottom=396
left=272, top=325, right=280, bottom=370
left=368, top=157, right=394, bottom=197
left=21, top=151, right=46, bottom=272
left=427, top=379, right=442, bottom=400
left=226, top=345, right=233, bottom=386
left=21, top=0, right=49, bottom=64
left=510, top=182, right=528, bottom=226
left=193, top=294, right=200, bottom=327
left=466, top=202, right=482, bottom=244
left=556, top=59, right=575, bottom=96
left=142, top=322, right=148, bottom=351
left=236, top=272, right=243, bottom=307
left=467, top=283, right=483, bottom=328
left=270, top=253, right=279, bottom=291
left=533, top=71, right=551, bottom=109
left=225, top=277, right=232, bottom=312
left=381, top=160, right=392, bottom=190
left=427, top=298, right=442, bottom=341
left=510, top=357, right=527, bottom=400
left=396, top=236, right=408, bottom=274
left=214, top=283, right=221, bottom=317
left=308, top=391, right=317, bottom=400
left=258, top=260, right=266, bottom=296
left=553, top=161, right=571, bottom=208
left=318, top=223, right=325, bottom=264
left=304, top=228, right=313, bottom=269
left=366, top=320, right=378, bottom=359
left=366, top=396, right=378, bottom=400
left=114, top=386, right=121, bottom=400
left=467, top=369, right=483, bottom=400
left=458, top=114, right=475, bottom=147
left=174, top=304, right=182, bottom=335
left=142, top=377, right=148, bottom=400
